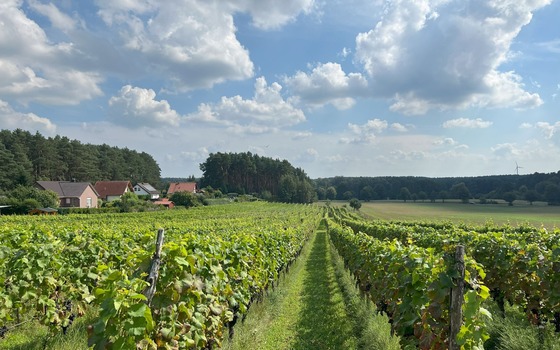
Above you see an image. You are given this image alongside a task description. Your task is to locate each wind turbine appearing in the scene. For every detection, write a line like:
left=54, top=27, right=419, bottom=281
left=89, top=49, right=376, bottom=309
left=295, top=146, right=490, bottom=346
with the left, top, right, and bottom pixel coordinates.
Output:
left=515, top=161, right=523, bottom=175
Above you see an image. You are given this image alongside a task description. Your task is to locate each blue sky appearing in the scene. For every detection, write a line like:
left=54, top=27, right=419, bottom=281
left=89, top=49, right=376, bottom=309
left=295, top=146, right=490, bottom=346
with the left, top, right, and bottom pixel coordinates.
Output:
left=1, top=0, right=559, bottom=178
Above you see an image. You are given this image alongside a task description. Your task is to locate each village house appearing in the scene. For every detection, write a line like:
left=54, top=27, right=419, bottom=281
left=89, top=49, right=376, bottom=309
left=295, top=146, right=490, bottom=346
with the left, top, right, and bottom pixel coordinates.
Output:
left=133, top=183, right=160, bottom=200
left=94, top=181, right=133, bottom=202
left=35, top=181, right=99, bottom=208
left=167, top=182, right=198, bottom=196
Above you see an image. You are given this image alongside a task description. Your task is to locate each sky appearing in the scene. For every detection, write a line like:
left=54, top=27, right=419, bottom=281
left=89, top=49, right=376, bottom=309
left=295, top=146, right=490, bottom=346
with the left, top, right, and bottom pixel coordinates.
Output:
left=1, top=0, right=560, bottom=179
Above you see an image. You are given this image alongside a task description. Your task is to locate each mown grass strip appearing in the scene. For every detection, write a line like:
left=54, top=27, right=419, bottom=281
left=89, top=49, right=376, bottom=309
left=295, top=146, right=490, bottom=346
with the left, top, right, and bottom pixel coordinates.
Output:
left=225, top=224, right=399, bottom=350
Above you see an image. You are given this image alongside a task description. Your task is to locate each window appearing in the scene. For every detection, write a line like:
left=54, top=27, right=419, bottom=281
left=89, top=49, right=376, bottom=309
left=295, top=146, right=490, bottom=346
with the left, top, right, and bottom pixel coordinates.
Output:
left=66, top=198, right=71, bottom=204
left=86, top=197, right=92, bottom=208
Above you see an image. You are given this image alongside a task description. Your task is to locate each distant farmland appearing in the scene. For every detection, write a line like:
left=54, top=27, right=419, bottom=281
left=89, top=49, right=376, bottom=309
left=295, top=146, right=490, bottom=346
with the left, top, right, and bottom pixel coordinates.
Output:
left=329, top=200, right=560, bottom=230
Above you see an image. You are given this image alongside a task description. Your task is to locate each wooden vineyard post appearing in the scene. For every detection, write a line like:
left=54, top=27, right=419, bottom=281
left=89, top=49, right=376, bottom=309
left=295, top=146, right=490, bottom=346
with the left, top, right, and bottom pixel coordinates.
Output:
left=144, top=228, right=165, bottom=306
left=449, top=245, right=465, bottom=350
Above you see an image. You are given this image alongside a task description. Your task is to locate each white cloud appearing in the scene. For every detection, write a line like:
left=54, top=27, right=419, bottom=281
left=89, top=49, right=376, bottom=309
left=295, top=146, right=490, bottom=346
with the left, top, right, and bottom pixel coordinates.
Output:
left=92, top=0, right=317, bottom=91
left=390, top=123, right=409, bottom=132
left=473, top=70, right=542, bottom=109
left=178, top=147, right=210, bottom=162
left=443, top=117, right=493, bottom=129
left=535, top=121, right=560, bottom=140
left=108, top=85, right=182, bottom=128
left=188, top=77, right=305, bottom=133
left=491, top=143, right=524, bottom=158
left=0, top=1, right=103, bottom=105
left=0, top=99, right=56, bottom=134
left=355, top=0, right=549, bottom=114
left=389, top=93, right=432, bottom=115
left=342, top=118, right=388, bottom=144
left=284, top=62, right=368, bottom=110
left=95, top=0, right=157, bottom=25
left=536, top=39, right=560, bottom=54
left=292, top=131, right=313, bottom=140
left=95, top=0, right=254, bottom=91
left=28, top=0, right=78, bottom=32
left=433, top=137, right=459, bottom=146
left=339, top=47, right=351, bottom=58
left=297, top=148, right=319, bottom=162
left=229, top=0, right=317, bottom=30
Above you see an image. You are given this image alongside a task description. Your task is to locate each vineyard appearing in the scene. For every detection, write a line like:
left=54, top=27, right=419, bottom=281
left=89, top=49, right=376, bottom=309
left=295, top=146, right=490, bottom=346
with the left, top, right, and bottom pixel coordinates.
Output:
left=326, top=206, right=560, bottom=349
left=0, top=203, right=322, bottom=349
left=1, top=202, right=559, bottom=349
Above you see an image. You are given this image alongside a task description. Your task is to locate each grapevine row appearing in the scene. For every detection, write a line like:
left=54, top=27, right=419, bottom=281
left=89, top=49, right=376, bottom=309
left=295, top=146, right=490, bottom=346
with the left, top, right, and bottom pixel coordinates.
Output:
left=0, top=202, right=322, bottom=349
left=326, top=211, right=491, bottom=349
left=337, top=214, right=560, bottom=330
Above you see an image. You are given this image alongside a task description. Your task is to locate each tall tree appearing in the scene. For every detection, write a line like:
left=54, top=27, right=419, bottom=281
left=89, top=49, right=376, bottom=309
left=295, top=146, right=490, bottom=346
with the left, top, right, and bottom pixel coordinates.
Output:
left=399, top=187, right=411, bottom=202
left=0, top=129, right=161, bottom=188
left=199, top=152, right=315, bottom=203
left=451, top=182, right=471, bottom=203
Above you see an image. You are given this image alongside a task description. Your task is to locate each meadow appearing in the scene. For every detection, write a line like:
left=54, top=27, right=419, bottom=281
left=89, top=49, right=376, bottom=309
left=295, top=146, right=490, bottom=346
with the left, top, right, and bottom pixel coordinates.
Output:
left=333, top=200, right=560, bottom=229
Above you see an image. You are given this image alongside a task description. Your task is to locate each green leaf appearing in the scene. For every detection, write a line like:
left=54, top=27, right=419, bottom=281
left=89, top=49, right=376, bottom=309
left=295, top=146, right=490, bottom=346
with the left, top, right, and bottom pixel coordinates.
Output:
left=479, top=307, right=492, bottom=319
left=129, top=292, right=148, bottom=301
left=128, top=303, right=148, bottom=318
left=478, top=285, right=490, bottom=300
left=175, top=257, right=190, bottom=267
left=107, top=270, right=122, bottom=281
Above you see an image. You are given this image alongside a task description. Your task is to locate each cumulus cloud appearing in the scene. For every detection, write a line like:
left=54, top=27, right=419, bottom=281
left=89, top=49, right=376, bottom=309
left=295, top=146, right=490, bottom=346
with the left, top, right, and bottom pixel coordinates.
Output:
left=0, top=99, right=56, bottom=134
left=284, top=62, right=368, bottom=110
left=28, top=0, right=78, bottom=32
left=443, top=117, right=493, bottom=129
left=390, top=123, right=409, bottom=132
left=95, top=0, right=254, bottom=91
left=491, top=142, right=525, bottom=158
left=0, top=1, right=103, bottom=105
left=94, top=0, right=318, bottom=92
left=229, top=0, right=317, bottom=30
left=108, top=85, right=182, bottom=128
left=433, top=137, right=459, bottom=146
left=341, top=118, right=388, bottom=144
left=355, top=0, right=548, bottom=114
left=188, top=77, right=305, bottom=133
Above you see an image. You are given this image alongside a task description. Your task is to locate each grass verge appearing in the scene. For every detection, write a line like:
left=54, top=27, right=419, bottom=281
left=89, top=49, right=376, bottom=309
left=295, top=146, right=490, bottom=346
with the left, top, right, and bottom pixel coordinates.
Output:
left=0, top=309, right=94, bottom=350
left=484, top=301, right=560, bottom=350
left=224, top=224, right=399, bottom=350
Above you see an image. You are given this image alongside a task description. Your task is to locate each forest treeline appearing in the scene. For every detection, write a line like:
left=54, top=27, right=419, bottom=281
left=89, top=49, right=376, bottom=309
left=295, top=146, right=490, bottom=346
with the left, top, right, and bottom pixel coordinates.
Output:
left=315, top=172, right=560, bottom=205
left=3, top=129, right=560, bottom=206
left=199, top=152, right=316, bottom=203
left=0, top=129, right=161, bottom=192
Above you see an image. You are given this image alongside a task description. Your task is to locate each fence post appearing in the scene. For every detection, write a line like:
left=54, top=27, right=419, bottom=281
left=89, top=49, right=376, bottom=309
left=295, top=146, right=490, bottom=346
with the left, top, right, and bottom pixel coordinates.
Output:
left=143, top=228, right=165, bottom=306
left=449, top=245, right=465, bottom=350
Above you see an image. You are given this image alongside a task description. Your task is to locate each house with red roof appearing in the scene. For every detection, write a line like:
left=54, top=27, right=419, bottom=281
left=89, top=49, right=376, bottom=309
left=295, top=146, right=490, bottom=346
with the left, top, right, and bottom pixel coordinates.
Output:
left=167, top=182, right=198, bottom=195
left=94, top=181, right=133, bottom=202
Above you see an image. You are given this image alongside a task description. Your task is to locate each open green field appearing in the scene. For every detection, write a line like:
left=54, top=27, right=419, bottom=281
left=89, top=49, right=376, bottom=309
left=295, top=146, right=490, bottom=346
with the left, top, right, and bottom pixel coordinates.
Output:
left=329, top=200, right=560, bottom=230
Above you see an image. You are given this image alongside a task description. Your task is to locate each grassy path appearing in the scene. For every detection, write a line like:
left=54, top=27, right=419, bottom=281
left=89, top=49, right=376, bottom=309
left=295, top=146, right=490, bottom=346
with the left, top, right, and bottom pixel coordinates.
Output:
left=224, top=226, right=399, bottom=350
